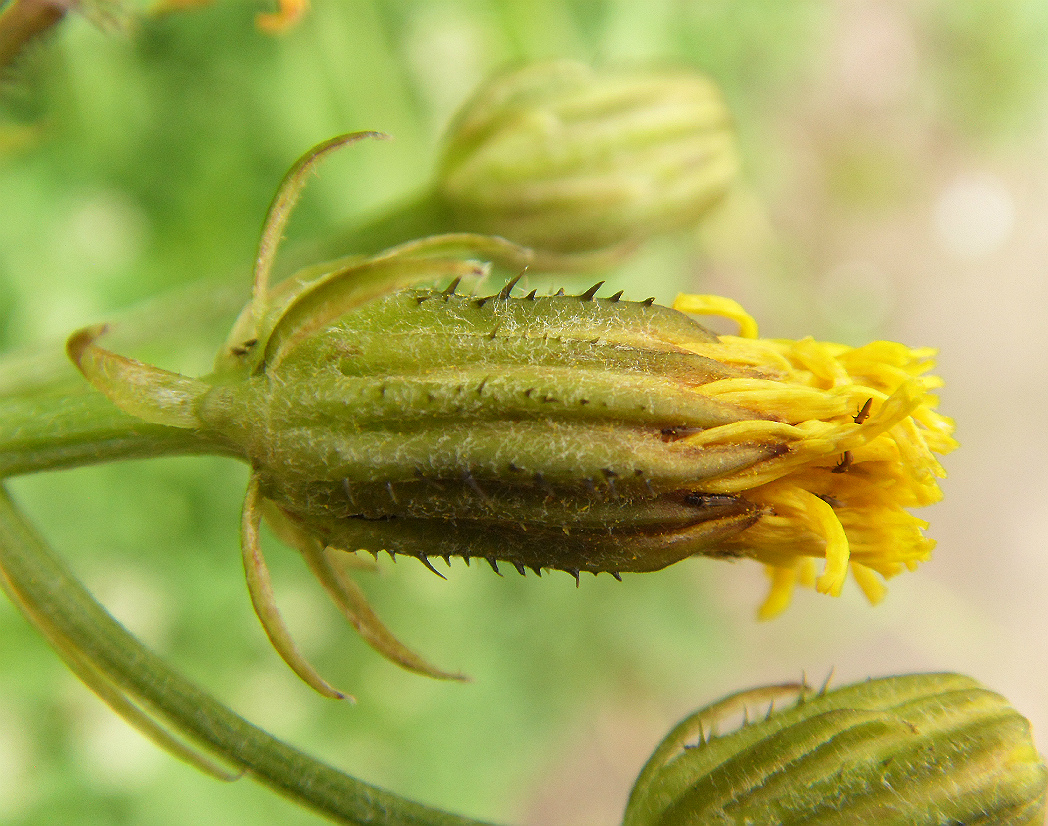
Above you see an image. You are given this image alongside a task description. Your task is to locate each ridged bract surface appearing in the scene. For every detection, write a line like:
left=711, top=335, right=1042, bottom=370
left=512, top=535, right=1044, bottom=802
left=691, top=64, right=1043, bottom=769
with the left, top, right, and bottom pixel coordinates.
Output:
left=625, top=673, right=1048, bottom=826
left=200, top=284, right=775, bottom=576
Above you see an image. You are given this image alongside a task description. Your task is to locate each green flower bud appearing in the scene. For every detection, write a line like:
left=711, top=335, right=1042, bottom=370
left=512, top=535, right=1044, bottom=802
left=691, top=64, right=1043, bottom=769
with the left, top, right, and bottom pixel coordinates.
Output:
left=437, top=61, right=738, bottom=269
left=624, top=673, right=1048, bottom=826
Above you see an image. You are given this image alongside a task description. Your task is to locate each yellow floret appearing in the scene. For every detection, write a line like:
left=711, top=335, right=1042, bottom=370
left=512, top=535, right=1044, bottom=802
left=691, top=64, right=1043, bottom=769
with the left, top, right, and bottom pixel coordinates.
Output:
left=673, top=294, right=957, bottom=617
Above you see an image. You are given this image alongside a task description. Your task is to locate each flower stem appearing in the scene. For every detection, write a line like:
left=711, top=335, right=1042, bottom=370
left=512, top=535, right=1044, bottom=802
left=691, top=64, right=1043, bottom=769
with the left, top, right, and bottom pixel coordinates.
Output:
left=0, top=484, right=499, bottom=826
left=0, top=275, right=251, bottom=478
left=0, top=378, right=231, bottom=477
left=275, top=190, right=450, bottom=280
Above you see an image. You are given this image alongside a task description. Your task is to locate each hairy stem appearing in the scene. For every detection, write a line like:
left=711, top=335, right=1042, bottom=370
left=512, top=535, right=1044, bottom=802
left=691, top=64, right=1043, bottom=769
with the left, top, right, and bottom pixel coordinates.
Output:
left=0, top=485, right=498, bottom=826
left=0, top=378, right=231, bottom=476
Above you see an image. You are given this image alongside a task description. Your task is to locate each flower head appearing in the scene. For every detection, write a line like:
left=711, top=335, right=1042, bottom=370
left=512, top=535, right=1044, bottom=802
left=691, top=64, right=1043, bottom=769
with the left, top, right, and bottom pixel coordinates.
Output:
left=66, top=133, right=957, bottom=695
left=68, top=276, right=956, bottom=692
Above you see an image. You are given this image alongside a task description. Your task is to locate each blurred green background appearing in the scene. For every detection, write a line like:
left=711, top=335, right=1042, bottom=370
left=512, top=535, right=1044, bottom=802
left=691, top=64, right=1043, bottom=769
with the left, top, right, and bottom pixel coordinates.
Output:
left=2, top=2, right=1048, bottom=824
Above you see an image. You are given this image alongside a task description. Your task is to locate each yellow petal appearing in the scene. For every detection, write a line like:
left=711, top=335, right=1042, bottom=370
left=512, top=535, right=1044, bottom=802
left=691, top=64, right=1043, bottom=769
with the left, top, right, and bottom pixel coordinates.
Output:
left=803, top=490, right=850, bottom=596
left=758, top=564, right=798, bottom=620
left=673, top=294, right=759, bottom=338
left=850, top=562, right=887, bottom=605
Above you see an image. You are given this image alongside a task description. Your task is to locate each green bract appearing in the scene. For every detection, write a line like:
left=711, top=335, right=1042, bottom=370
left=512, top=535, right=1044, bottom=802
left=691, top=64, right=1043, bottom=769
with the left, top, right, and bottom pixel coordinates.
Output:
left=624, top=673, right=1048, bottom=826
left=203, top=281, right=773, bottom=578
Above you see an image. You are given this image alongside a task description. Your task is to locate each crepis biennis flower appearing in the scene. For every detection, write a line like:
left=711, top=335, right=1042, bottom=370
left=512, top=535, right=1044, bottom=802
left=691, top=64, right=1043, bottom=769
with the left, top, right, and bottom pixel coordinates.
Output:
left=68, top=133, right=956, bottom=697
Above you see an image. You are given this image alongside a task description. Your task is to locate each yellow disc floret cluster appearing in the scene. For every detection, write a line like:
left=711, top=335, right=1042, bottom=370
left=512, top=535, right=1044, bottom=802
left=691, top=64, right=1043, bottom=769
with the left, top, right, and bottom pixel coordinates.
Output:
left=673, top=294, right=958, bottom=618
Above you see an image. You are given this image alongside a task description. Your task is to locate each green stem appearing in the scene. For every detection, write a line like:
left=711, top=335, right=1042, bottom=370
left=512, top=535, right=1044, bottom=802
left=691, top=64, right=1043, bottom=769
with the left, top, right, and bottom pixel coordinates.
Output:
left=276, top=189, right=451, bottom=280
left=0, top=484, right=498, bottom=826
left=0, top=187, right=454, bottom=479
left=0, top=379, right=231, bottom=477
left=0, top=275, right=250, bottom=478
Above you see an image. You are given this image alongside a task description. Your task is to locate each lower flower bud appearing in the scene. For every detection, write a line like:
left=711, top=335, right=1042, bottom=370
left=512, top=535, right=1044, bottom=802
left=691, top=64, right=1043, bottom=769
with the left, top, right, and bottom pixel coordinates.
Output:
left=625, top=673, right=1047, bottom=826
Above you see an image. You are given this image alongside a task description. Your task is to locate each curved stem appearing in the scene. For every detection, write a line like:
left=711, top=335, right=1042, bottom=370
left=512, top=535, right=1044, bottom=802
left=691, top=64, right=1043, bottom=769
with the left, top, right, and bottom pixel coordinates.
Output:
left=0, top=484, right=498, bottom=826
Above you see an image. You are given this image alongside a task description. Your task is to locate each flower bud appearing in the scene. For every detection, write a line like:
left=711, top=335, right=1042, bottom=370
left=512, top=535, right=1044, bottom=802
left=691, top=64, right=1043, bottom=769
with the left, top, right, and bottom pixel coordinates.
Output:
left=624, top=673, right=1047, bottom=826
left=437, top=61, right=738, bottom=269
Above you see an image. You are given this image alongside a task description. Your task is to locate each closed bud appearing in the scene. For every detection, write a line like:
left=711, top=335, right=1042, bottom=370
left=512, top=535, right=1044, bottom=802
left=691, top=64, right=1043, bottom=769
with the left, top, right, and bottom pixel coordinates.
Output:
left=437, top=61, right=738, bottom=269
left=624, top=673, right=1048, bottom=826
